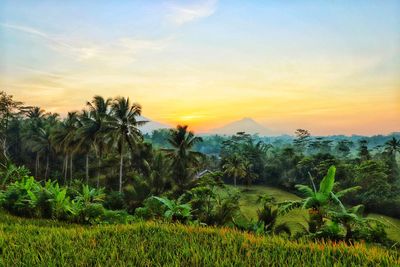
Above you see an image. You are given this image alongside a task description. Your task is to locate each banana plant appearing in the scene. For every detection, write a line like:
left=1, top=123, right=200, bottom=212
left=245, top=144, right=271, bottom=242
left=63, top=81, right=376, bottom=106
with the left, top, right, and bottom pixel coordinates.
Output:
left=1, top=176, right=41, bottom=216
left=19, top=176, right=40, bottom=210
left=44, top=180, right=76, bottom=219
left=278, top=166, right=361, bottom=233
left=0, top=163, right=30, bottom=187
left=75, top=184, right=105, bottom=205
left=152, top=196, right=192, bottom=222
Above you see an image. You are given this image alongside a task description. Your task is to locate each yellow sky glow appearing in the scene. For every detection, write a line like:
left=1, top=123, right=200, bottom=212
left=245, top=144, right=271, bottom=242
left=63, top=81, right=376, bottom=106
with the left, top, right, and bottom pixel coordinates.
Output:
left=1, top=1, right=399, bottom=135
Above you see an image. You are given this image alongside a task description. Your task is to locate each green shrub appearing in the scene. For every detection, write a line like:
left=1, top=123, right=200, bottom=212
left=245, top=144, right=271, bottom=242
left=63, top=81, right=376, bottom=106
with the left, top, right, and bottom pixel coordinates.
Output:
left=77, top=203, right=105, bottom=224
left=102, top=210, right=134, bottom=224
left=104, top=191, right=126, bottom=210
left=135, top=196, right=192, bottom=223
left=0, top=178, right=131, bottom=225
left=211, top=190, right=241, bottom=225
left=0, top=176, right=41, bottom=217
left=180, top=177, right=242, bottom=226
left=0, top=163, right=30, bottom=187
left=35, top=187, right=53, bottom=218
left=134, top=196, right=165, bottom=220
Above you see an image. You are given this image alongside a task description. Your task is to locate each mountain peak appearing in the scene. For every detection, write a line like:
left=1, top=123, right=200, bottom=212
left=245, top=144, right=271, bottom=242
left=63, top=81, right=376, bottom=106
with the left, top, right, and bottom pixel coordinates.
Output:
left=208, top=117, right=273, bottom=136
left=138, top=116, right=171, bottom=134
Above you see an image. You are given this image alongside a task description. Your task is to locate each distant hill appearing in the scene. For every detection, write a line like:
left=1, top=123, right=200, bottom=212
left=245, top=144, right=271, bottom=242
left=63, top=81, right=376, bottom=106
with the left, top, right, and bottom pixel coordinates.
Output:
left=208, top=117, right=274, bottom=135
left=138, top=116, right=171, bottom=134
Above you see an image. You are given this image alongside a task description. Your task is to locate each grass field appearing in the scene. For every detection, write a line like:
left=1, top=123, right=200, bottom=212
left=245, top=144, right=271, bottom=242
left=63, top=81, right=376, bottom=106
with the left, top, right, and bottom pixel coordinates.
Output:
left=235, top=185, right=400, bottom=242
left=0, top=211, right=399, bottom=266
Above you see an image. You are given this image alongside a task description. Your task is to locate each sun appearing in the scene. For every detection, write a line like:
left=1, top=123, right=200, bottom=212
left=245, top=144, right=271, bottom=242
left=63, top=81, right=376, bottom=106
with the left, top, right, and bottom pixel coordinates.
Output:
left=179, top=115, right=204, bottom=121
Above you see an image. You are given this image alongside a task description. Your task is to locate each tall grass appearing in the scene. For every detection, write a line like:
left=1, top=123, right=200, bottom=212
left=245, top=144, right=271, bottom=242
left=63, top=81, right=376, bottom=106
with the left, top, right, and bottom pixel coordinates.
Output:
left=0, top=211, right=398, bottom=266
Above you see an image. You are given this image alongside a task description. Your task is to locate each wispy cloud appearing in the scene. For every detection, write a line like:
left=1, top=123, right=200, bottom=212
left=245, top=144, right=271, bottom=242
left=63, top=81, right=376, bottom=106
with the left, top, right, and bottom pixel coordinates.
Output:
left=1, top=23, right=79, bottom=52
left=1, top=23, right=48, bottom=38
left=1, top=23, right=172, bottom=65
left=166, top=0, right=218, bottom=25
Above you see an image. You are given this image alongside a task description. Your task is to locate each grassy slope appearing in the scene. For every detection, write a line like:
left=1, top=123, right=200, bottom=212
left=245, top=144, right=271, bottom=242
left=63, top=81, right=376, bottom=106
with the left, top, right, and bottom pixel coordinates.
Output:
left=235, top=185, right=400, bottom=242
left=0, top=212, right=399, bottom=266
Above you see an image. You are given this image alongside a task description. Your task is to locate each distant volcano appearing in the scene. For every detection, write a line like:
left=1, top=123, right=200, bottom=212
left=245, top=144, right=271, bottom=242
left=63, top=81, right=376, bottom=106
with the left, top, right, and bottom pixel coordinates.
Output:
left=138, top=116, right=171, bottom=134
left=208, top=117, right=273, bottom=135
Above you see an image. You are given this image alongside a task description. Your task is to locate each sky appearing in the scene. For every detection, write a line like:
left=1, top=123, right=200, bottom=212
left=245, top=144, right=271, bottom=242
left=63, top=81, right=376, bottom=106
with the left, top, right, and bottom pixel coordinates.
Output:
left=0, top=0, right=399, bottom=135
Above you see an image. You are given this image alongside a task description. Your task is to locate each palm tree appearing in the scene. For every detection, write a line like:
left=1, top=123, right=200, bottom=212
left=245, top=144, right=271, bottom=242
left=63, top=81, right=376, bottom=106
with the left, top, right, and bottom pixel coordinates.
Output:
left=385, top=137, right=400, bottom=160
left=51, top=124, right=68, bottom=183
left=242, top=159, right=257, bottom=186
left=164, top=125, right=203, bottom=190
left=148, top=151, right=172, bottom=195
left=328, top=204, right=365, bottom=240
left=26, top=125, right=53, bottom=179
left=51, top=112, right=79, bottom=183
left=108, top=97, right=146, bottom=192
left=84, top=96, right=111, bottom=187
left=26, top=106, right=46, bottom=121
left=75, top=110, right=94, bottom=184
left=256, top=195, right=291, bottom=236
left=22, top=107, right=48, bottom=178
left=222, top=154, right=247, bottom=186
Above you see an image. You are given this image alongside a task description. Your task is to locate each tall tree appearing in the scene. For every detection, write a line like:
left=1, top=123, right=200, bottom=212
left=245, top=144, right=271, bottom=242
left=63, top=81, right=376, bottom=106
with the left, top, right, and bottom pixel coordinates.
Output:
left=293, top=129, right=311, bottom=154
left=108, top=97, right=146, bottom=192
left=0, top=91, right=22, bottom=161
left=51, top=112, right=79, bottom=183
left=222, top=153, right=247, bottom=186
left=385, top=137, right=400, bottom=160
left=358, top=139, right=370, bottom=161
left=164, top=125, right=203, bottom=191
left=26, top=106, right=46, bottom=121
left=27, top=126, right=53, bottom=179
left=85, top=96, right=111, bottom=187
left=148, top=151, right=172, bottom=195
left=75, top=111, right=93, bottom=184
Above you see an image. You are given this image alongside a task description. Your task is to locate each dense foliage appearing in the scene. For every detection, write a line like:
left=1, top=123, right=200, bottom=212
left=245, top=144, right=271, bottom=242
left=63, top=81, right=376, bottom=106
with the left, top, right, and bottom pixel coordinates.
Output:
left=217, top=131, right=400, bottom=218
left=0, top=176, right=132, bottom=224
left=0, top=91, right=399, bottom=249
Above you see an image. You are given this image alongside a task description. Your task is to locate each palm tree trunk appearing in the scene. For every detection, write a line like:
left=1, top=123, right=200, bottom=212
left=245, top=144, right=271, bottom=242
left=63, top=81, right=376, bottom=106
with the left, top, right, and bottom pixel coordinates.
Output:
left=35, top=152, right=38, bottom=178
left=3, top=136, right=7, bottom=159
left=44, top=154, right=49, bottom=179
left=234, top=176, right=237, bottom=187
left=119, top=152, right=123, bottom=193
left=62, top=155, right=65, bottom=178
left=3, top=115, right=9, bottom=159
left=69, top=154, right=73, bottom=182
left=35, top=153, right=40, bottom=178
left=64, top=154, right=68, bottom=184
left=97, top=158, right=101, bottom=188
left=85, top=153, right=89, bottom=185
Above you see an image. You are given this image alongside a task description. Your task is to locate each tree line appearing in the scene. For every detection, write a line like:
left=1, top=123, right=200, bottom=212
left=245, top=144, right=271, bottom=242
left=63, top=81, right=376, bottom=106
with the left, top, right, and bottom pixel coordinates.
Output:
left=0, top=91, right=204, bottom=199
left=1, top=90, right=399, bottom=218
left=1, top=90, right=399, bottom=246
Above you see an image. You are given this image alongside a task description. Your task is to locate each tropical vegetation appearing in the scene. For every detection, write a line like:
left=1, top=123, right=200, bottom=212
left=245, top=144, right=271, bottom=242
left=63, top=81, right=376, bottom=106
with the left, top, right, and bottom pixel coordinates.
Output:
left=0, top=90, right=399, bottom=265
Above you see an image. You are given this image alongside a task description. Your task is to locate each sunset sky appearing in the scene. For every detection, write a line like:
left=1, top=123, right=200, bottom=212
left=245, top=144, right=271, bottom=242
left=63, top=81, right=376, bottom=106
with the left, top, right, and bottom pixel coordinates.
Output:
left=1, top=0, right=399, bottom=135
